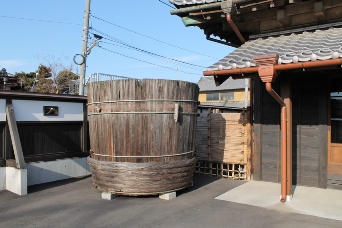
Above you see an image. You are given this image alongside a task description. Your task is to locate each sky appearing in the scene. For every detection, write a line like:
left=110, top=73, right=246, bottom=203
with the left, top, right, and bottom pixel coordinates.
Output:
left=0, top=0, right=234, bottom=83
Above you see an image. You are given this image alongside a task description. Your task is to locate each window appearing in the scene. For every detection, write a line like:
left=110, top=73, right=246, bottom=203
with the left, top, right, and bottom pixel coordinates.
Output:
left=331, top=93, right=342, bottom=143
left=331, top=78, right=342, bottom=143
left=220, top=92, right=234, bottom=101
left=206, top=93, right=219, bottom=101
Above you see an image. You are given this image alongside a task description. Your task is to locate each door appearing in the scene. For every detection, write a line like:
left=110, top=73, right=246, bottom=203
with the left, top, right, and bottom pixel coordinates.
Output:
left=328, top=78, right=342, bottom=188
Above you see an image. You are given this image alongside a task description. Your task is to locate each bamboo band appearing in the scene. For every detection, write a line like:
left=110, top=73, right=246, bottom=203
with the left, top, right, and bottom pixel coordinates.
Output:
left=92, top=151, right=194, bottom=158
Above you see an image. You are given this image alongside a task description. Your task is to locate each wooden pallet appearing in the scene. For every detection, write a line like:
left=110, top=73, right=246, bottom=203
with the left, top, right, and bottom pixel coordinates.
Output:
left=195, top=161, right=247, bottom=180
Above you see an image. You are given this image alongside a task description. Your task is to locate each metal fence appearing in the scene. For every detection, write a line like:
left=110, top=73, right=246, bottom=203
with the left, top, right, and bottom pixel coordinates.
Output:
left=69, top=73, right=136, bottom=95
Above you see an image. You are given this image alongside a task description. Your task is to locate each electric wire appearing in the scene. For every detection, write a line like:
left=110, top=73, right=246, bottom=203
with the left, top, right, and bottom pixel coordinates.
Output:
left=0, top=15, right=82, bottom=26
left=90, top=15, right=219, bottom=59
left=45, top=0, right=69, bottom=54
left=100, top=40, right=203, bottom=70
left=99, top=38, right=205, bottom=70
left=99, top=46, right=201, bottom=76
left=89, top=28, right=206, bottom=69
left=158, top=0, right=176, bottom=9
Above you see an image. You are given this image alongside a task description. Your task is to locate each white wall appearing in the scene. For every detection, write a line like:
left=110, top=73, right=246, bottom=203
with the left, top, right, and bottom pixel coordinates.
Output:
left=12, top=100, right=83, bottom=121
left=6, top=167, right=27, bottom=196
left=27, top=157, right=91, bottom=186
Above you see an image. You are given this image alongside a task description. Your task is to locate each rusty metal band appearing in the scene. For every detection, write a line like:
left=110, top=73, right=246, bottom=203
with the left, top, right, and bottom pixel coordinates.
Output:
left=88, top=99, right=198, bottom=105
left=88, top=112, right=198, bottom=116
left=92, top=151, right=194, bottom=158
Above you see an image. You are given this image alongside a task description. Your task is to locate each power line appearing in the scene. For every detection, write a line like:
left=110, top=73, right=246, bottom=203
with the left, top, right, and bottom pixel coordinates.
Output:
left=158, top=0, right=176, bottom=9
left=91, top=15, right=219, bottom=59
left=0, top=15, right=82, bottom=26
left=96, top=36, right=205, bottom=70
left=100, top=39, right=204, bottom=70
left=99, top=46, right=201, bottom=76
left=90, top=28, right=206, bottom=69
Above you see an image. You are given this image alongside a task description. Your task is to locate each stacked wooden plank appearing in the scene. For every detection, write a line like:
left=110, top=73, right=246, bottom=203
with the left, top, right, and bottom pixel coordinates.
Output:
left=209, top=113, right=249, bottom=164
left=195, top=114, right=209, bottom=161
left=195, top=112, right=251, bottom=179
left=195, top=112, right=250, bottom=164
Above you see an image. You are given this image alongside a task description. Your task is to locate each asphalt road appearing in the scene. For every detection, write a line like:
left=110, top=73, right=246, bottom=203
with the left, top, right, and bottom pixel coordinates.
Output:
left=0, top=175, right=341, bottom=228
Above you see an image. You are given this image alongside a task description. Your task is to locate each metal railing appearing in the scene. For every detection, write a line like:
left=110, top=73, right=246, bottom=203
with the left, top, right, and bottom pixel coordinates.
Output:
left=87, top=73, right=135, bottom=83
left=69, top=73, right=136, bottom=95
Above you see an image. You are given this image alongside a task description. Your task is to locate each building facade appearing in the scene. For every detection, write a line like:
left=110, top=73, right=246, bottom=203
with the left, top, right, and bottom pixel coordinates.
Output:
left=170, top=0, right=342, bottom=201
left=198, top=76, right=249, bottom=113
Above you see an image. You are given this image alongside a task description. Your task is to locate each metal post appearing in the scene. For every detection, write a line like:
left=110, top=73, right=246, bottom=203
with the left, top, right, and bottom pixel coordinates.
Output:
left=79, top=0, right=91, bottom=96
left=244, top=78, right=249, bottom=108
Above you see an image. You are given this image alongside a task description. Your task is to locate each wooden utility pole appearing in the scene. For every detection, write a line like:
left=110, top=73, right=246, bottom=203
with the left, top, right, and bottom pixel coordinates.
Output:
left=79, top=0, right=91, bottom=96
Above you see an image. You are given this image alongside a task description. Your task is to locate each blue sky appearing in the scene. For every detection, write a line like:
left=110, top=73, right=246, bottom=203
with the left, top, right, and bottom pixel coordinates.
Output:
left=0, top=0, right=234, bottom=83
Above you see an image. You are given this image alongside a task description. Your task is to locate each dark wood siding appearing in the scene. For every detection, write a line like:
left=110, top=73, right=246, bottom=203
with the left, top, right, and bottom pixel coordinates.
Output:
left=254, top=73, right=328, bottom=188
left=253, top=77, right=281, bottom=182
left=18, top=122, right=83, bottom=155
left=1, top=121, right=88, bottom=164
left=260, top=78, right=281, bottom=182
left=291, top=74, right=327, bottom=187
left=253, top=77, right=262, bottom=180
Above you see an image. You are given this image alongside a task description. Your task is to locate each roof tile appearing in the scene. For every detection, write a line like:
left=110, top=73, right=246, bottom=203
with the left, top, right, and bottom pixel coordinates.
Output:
left=197, top=76, right=247, bottom=91
left=206, top=27, right=342, bottom=71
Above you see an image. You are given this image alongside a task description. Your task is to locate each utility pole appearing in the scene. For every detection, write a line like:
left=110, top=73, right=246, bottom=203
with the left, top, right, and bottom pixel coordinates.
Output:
left=79, top=0, right=91, bottom=96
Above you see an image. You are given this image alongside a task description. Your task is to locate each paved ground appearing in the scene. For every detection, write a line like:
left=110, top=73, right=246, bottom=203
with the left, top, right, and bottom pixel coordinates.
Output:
left=0, top=175, right=342, bottom=228
left=216, top=181, right=342, bottom=221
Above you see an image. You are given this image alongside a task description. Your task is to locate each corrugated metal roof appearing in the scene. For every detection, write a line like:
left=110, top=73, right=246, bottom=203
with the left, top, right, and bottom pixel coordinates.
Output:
left=205, top=27, right=342, bottom=71
left=170, top=0, right=221, bottom=6
left=198, top=76, right=247, bottom=91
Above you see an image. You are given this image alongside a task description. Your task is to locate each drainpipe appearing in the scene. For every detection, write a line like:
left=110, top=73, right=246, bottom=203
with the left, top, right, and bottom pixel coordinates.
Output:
left=244, top=78, right=249, bottom=109
left=266, top=82, right=287, bottom=203
left=226, top=14, right=246, bottom=44
left=253, top=57, right=288, bottom=203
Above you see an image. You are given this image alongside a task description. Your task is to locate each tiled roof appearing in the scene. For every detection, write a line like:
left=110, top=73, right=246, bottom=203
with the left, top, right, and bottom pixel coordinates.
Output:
left=205, top=27, right=342, bottom=71
left=199, top=101, right=249, bottom=109
left=169, top=0, right=221, bottom=6
left=197, top=76, right=247, bottom=91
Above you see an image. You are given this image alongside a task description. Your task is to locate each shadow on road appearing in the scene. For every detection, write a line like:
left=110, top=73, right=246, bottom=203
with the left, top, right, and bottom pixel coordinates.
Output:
left=28, top=175, right=91, bottom=194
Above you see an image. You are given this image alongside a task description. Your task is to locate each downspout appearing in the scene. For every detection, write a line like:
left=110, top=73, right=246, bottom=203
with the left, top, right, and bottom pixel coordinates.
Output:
left=265, top=82, right=287, bottom=203
left=244, top=78, right=249, bottom=109
left=253, top=56, right=288, bottom=203
left=226, top=14, right=246, bottom=44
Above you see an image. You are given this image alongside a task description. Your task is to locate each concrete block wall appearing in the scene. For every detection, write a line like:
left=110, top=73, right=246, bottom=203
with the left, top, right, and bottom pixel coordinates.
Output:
left=0, top=157, right=90, bottom=196
left=6, top=167, right=27, bottom=195
left=27, top=157, right=91, bottom=186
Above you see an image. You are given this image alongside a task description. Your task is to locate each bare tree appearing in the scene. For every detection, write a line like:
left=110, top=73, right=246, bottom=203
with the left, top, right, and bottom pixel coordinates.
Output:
left=34, top=54, right=79, bottom=94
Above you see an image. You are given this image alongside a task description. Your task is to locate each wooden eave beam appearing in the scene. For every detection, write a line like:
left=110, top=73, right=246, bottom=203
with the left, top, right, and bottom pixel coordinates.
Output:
left=189, top=9, right=223, bottom=16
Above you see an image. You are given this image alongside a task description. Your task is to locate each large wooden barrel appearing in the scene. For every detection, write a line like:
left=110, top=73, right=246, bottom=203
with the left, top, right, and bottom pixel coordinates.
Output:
left=87, top=79, right=199, bottom=195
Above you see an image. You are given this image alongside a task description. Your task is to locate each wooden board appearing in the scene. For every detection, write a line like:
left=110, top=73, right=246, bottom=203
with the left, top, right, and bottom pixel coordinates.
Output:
left=87, top=79, right=199, bottom=163
left=195, top=112, right=250, bottom=166
left=6, top=102, right=25, bottom=169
